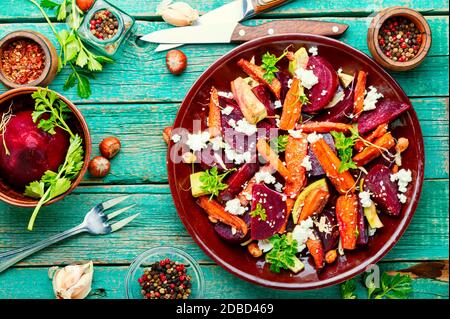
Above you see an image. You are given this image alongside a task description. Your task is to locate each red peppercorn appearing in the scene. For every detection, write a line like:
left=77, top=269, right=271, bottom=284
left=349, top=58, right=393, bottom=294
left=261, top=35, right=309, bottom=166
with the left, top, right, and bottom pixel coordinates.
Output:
left=155, top=292, right=160, bottom=298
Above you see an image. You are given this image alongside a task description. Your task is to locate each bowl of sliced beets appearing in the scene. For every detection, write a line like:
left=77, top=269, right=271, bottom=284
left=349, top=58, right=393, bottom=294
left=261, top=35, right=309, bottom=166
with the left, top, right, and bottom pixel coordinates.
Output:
left=0, top=87, right=91, bottom=230
left=167, top=34, right=424, bottom=290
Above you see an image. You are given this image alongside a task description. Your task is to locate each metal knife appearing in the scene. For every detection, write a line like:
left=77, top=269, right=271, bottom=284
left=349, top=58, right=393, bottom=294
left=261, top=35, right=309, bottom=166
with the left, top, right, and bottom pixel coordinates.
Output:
left=151, top=0, right=293, bottom=52
left=141, top=20, right=349, bottom=45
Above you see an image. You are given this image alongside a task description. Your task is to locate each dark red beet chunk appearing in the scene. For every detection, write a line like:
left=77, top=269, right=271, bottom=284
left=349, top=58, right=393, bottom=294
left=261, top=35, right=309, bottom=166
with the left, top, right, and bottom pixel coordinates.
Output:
left=251, top=183, right=287, bottom=240
left=316, top=208, right=340, bottom=252
left=365, top=164, right=401, bottom=216
left=195, top=145, right=234, bottom=171
left=303, top=56, right=339, bottom=113
left=0, top=110, right=69, bottom=188
left=219, top=161, right=259, bottom=202
left=358, top=101, right=411, bottom=134
left=275, top=70, right=291, bottom=103
left=308, top=133, right=336, bottom=177
left=356, top=201, right=369, bottom=245
left=214, top=212, right=251, bottom=244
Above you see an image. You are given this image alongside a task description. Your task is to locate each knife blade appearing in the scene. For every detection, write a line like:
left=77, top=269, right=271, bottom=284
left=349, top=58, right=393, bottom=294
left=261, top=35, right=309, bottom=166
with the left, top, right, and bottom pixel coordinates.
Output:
left=154, top=0, right=293, bottom=52
left=141, top=20, right=349, bottom=45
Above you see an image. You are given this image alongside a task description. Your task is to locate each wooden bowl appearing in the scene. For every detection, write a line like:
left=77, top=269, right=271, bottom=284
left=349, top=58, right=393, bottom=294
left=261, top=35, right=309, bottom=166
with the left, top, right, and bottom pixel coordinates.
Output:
left=0, top=87, right=92, bottom=208
left=367, top=7, right=431, bottom=71
left=0, top=30, right=58, bottom=88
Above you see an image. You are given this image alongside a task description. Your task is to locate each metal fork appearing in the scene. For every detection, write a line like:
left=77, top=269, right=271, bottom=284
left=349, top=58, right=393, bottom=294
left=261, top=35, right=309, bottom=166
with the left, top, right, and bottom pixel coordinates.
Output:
left=0, top=195, right=139, bottom=273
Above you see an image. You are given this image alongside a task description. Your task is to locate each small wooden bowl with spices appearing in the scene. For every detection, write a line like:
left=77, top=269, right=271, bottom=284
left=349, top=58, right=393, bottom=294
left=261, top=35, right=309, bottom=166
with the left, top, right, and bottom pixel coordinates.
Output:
left=367, top=7, right=432, bottom=71
left=0, top=30, right=58, bottom=88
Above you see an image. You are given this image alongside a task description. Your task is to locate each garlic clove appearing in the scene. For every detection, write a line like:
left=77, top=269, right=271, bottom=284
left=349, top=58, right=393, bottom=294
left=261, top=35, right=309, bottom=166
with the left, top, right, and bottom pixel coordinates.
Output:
left=160, top=1, right=199, bottom=27
left=51, top=261, right=94, bottom=299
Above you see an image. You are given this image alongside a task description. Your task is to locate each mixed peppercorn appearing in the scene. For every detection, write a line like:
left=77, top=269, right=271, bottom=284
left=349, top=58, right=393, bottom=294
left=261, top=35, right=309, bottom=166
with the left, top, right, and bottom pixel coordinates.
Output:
left=0, top=39, right=45, bottom=84
left=378, top=16, right=423, bottom=62
left=138, top=258, right=192, bottom=299
left=89, top=9, right=119, bottom=40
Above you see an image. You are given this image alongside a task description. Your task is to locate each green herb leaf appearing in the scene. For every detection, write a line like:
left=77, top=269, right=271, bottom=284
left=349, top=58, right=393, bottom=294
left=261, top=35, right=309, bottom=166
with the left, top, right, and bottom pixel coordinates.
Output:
left=265, top=234, right=298, bottom=273
left=250, top=203, right=267, bottom=221
left=330, top=129, right=360, bottom=173
left=199, top=167, right=234, bottom=199
left=56, top=0, right=67, bottom=21
left=340, top=279, right=357, bottom=299
left=261, top=51, right=287, bottom=84
left=75, top=50, right=88, bottom=68
left=24, top=181, right=45, bottom=198
left=40, top=0, right=60, bottom=9
left=369, top=273, right=413, bottom=299
left=270, top=135, right=289, bottom=153
left=76, top=72, right=92, bottom=99
left=299, top=94, right=310, bottom=105
left=63, top=71, right=77, bottom=91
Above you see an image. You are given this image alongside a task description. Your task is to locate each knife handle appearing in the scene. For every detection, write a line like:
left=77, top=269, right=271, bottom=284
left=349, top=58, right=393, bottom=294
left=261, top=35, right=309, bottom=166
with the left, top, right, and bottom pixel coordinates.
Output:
left=230, top=20, right=349, bottom=42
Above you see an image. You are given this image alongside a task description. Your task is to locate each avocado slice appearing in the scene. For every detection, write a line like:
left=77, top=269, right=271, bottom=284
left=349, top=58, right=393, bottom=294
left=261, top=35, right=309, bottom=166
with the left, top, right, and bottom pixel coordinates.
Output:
left=288, top=47, right=309, bottom=76
left=291, top=178, right=329, bottom=224
left=190, top=172, right=209, bottom=197
left=364, top=203, right=384, bottom=229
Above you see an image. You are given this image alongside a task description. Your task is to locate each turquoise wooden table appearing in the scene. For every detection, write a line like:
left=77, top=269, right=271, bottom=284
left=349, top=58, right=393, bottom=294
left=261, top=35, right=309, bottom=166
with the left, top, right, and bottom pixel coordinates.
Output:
left=0, top=0, right=448, bottom=299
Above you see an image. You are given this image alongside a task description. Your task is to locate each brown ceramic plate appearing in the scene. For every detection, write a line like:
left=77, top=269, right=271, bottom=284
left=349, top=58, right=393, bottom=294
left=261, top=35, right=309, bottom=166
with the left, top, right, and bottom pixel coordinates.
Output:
left=167, top=34, right=424, bottom=290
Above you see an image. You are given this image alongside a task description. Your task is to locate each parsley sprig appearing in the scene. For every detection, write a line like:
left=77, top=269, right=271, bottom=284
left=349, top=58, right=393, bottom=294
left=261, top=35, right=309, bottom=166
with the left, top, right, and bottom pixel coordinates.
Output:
left=265, top=234, right=298, bottom=273
left=24, top=88, right=84, bottom=230
left=340, top=279, right=357, bottom=299
left=250, top=203, right=267, bottom=221
left=261, top=51, right=288, bottom=84
left=29, top=0, right=113, bottom=98
left=199, top=167, right=235, bottom=199
left=270, top=134, right=289, bottom=153
left=330, top=128, right=360, bottom=173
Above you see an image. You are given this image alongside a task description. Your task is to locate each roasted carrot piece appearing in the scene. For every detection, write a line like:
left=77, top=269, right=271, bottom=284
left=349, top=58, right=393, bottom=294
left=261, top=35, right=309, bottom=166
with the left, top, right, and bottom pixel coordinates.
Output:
left=352, top=70, right=367, bottom=120
left=162, top=126, right=173, bottom=145
left=298, top=188, right=330, bottom=222
left=284, top=134, right=308, bottom=197
left=298, top=121, right=353, bottom=133
left=306, top=237, right=325, bottom=270
left=197, top=196, right=248, bottom=236
left=336, top=194, right=359, bottom=250
left=353, top=132, right=395, bottom=166
left=279, top=198, right=295, bottom=234
left=279, top=78, right=303, bottom=130
left=208, top=87, right=221, bottom=138
left=354, top=123, right=388, bottom=152
left=310, top=138, right=356, bottom=194
left=237, top=58, right=281, bottom=99
left=256, top=139, right=291, bottom=181
left=238, top=177, right=256, bottom=206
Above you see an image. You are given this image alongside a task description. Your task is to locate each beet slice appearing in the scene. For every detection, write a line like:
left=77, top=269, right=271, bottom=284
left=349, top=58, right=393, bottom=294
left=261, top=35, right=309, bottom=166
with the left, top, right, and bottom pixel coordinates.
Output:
left=365, top=164, right=401, bottom=216
left=251, top=183, right=287, bottom=240
left=316, top=208, right=340, bottom=252
left=214, top=212, right=251, bottom=244
left=358, top=100, right=411, bottom=134
left=219, top=161, right=259, bottom=202
left=275, top=70, right=291, bottom=103
left=307, top=133, right=336, bottom=177
left=252, top=85, right=276, bottom=125
left=314, top=74, right=356, bottom=123
left=356, top=201, right=369, bottom=245
left=303, top=56, right=339, bottom=113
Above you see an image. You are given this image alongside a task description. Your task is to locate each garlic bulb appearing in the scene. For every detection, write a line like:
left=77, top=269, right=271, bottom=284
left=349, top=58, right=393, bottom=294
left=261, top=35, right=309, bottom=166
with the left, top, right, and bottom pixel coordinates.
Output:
left=50, top=261, right=94, bottom=299
left=158, top=1, right=199, bottom=27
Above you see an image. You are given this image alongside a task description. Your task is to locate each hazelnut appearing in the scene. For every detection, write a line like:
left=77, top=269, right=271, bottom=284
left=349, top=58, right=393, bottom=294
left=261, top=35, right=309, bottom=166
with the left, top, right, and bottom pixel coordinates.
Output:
left=99, top=137, right=121, bottom=159
left=88, top=156, right=111, bottom=177
left=247, top=242, right=263, bottom=258
left=325, top=249, right=337, bottom=264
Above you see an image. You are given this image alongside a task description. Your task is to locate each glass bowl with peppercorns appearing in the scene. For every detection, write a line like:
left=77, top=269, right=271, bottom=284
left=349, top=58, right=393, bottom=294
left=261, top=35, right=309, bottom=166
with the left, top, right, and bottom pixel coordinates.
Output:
left=125, top=246, right=205, bottom=299
left=367, top=6, right=431, bottom=71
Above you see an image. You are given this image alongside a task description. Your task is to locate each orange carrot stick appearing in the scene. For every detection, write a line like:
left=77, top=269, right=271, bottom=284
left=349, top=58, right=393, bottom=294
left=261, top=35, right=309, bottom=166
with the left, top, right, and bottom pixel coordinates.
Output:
left=208, top=87, right=221, bottom=138
left=279, top=198, right=294, bottom=234
left=256, top=139, right=291, bottom=181
left=352, top=132, right=395, bottom=166
left=336, top=194, right=358, bottom=250
left=284, top=134, right=308, bottom=198
left=237, top=58, right=281, bottom=99
left=354, top=123, right=388, bottom=152
left=352, top=70, right=367, bottom=120
left=197, top=196, right=248, bottom=236
left=298, top=188, right=330, bottom=222
left=306, top=237, right=325, bottom=270
left=298, top=121, right=353, bottom=133
left=310, top=138, right=356, bottom=194
left=279, top=78, right=302, bottom=130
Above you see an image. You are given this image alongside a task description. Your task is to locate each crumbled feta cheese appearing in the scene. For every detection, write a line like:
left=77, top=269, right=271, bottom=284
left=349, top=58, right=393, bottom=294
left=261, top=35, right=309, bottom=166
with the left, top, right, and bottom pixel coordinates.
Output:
left=390, top=169, right=412, bottom=193
left=171, top=134, right=181, bottom=143
left=295, top=68, right=318, bottom=90
left=301, top=155, right=312, bottom=171
left=363, top=86, right=384, bottom=111
left=274, top=100, right=282, bottom=109
left=224, top=198, right=246, bottom=216
left=320, top=89, right=328, bottom=96
left=224, top=143, right=251, bottom=164
left=292, top=217, right=315, bottom=252
left=308, top=46, right=318, bottom=56
left=186, top=131, right=210, bottom=152
left=231, top=227, right=237, bottom=235
left=233, top=118, right=258, bottom=135
left=218, top=91, right=233, bottom=99
left=359, top=191, right=373, bottom=208
left=274, top=182, right=283, bottom=193
left=255, top=170, right=276, bottom=184
left=315, top=216, right=332, bottom=234
left=275, top=118, right=281, bottom=128
left=258, top=239, right=273, bottom=252
left=324, top=90, right=345, bottom=109
left=306, top=132, right=323, bottom=143
left=210, top=136, right=225, bottom=151
left=221, top=106, right=234, bottom=115
left=288, top=129, right=303, bottom=138
left=287, top=78, right=293, bottom=88
left=337, top=67, right=343, bottom=74
left=368, top=226, right=377, bottom=237
left=397, top=193, right=407, bottom=204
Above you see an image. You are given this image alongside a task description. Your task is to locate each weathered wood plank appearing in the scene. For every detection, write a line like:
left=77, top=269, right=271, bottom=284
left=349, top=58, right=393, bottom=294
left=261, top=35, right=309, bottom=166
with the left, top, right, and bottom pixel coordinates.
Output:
left=0, top=181, right=447, bottom=265
left=1, top=0, right=448, bottom=21
left=0, top=262, right=447, bottom=299
left=0, top=17, right=448, bottom=103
